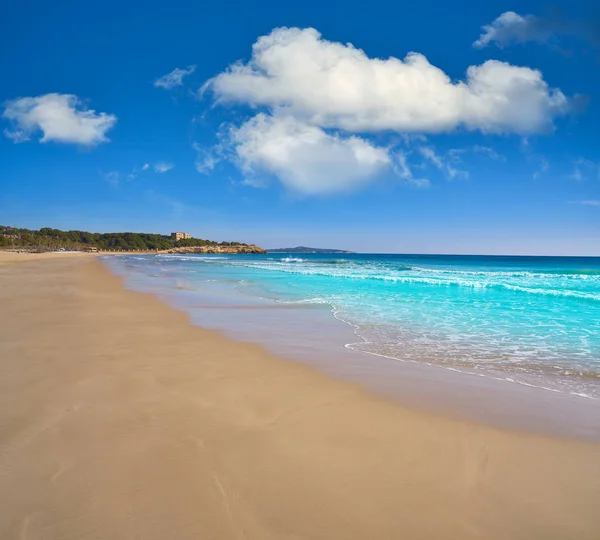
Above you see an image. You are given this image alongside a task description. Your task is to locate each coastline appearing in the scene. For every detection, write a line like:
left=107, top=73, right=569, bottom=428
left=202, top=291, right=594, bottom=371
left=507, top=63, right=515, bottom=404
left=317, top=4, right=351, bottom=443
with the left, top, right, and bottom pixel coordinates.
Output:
left=106, top=253, right=600, bottom=439
left=1, top=252, right=600, bottom=539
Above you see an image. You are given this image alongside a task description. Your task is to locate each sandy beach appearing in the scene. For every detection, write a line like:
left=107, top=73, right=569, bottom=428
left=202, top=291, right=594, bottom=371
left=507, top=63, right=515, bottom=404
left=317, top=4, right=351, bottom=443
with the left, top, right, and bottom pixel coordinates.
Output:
left=1, top=252, right=599, bottom=540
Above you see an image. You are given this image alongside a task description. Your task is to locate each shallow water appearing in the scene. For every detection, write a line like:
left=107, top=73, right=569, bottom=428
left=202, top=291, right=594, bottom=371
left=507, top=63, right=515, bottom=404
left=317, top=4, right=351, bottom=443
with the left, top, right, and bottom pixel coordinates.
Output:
left=104, top=253, right=600, bottom=401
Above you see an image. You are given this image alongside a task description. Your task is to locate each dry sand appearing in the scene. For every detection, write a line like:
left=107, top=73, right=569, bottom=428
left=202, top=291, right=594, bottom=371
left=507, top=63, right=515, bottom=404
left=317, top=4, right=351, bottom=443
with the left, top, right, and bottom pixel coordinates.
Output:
left=1, top=252, right=599, bottom=539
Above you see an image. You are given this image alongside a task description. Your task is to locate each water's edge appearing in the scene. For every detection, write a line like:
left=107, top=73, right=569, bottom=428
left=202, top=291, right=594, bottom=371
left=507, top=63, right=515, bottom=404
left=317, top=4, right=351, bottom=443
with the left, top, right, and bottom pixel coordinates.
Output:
left=102, top=256, right=600, bottom=440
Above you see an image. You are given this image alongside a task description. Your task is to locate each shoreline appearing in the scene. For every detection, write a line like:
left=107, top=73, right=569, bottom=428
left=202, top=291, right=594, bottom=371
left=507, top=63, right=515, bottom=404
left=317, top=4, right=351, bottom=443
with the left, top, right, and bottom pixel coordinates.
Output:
left=105, top=253, right=600, bottom=440
left=1, top=252, right=600, bottom=538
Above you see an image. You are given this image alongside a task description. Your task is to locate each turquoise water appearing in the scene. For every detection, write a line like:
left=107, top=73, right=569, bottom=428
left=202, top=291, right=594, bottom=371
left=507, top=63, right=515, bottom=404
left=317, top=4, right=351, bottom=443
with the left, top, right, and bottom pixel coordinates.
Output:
left=107, top=253, right=600, bottom=400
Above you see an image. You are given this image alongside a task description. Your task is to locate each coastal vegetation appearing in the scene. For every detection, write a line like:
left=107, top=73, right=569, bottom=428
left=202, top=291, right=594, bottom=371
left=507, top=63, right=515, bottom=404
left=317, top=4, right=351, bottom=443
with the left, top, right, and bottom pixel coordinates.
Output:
left=0, top=225, right=263, bottom=253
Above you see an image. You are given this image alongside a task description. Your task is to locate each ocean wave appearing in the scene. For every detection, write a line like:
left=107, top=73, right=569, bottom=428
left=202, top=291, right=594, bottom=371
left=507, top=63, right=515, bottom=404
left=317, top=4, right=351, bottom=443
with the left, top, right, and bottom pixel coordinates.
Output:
left=410, top=266, right=600, bottom=280
left=224, top=262, right=600, bottom=301
left=276, top=297, right=332, bottom=305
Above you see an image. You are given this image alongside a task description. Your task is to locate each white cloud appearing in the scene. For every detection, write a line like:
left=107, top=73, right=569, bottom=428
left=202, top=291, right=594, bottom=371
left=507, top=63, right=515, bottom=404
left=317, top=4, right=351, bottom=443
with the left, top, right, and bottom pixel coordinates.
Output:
left=154, top=65, right=196, bottom=89
left=569, top=158, right=600, bottom=181
left=142, top=163, right=150, bottom=170
left=3, top=128, right=29, bottom=143
left=533, top=157, right=549, bottom=180
left=104, top=171, right=120, bottom=186
left=446, top=164, right=469, bottom=180
left=154, top=162, right=174, bottom=173
left=230, top=113, right=391, bottom=195
left=449, top=145, right=506, bottom=171
left=419, top=146, right=468, bottom=180
left=193, top=143, right=221, bottom=174
left=3, top=93, right=116, bottom=146
left=571, top=200, right=600, bottom=207
left=473, top=12, right=554, bottom=49
left=206, top=27, right=571, bottom=135
left=472, top=145, right=505, bottom=161
left=570, top=167, right=584, bottom=182
left=418, top=147, right=444, bottom=169
left=394, top=152, right=430, bottom=188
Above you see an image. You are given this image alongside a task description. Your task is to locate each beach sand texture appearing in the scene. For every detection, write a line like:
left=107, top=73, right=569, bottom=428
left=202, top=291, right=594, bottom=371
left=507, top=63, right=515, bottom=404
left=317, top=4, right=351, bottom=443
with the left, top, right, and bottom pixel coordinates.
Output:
left=1, top=253, right=599, bottom=539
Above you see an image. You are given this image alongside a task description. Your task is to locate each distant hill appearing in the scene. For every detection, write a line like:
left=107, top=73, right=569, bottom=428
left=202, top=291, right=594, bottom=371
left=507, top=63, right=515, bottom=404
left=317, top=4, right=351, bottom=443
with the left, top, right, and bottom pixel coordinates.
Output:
left=267, top=246, right=355, bottom=254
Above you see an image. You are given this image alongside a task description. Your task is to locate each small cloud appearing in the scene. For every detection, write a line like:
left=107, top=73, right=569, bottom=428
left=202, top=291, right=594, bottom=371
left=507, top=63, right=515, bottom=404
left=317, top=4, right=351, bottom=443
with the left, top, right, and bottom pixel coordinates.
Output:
left=472, top=145, right=506, bottom=161
left=449, top=146, right=505, bottom=164
left=144, top=189, right=191, bottom=216
left=533, top=157, right=549, bottom=179
left=3, top=128, right=29, bottom=143
left=569, top=168, right=584, bottom=182
left=142, top=163, right=150, bottom=171
left=154, top=65, right=196, bottom=90
left=394, top=152, right=430, bottom=188
left=418, top=147, right=444, bottom=169
left=474, top=11, right=600, bottom=52
left=103, top=171, right=120, bottom=186
left=569, top=158, right=600, bottom=181
left=239, top=177, right=269, bottom=189
left=473, top=11, right=554, bottom=49
left=193, top=143, right=222, bottom=174
left=419, top=146, right=468, bottom=180
left=446, top=165, right=469, bottom=180
left=399, top=133, right=428, bottom=145
left=571, top=200, right=600, bottom=207
left=153, top=162, right=174, bottom=173
left=448, top=148, right=467, bottom=161
left=3, top=93, right=116, bottom=146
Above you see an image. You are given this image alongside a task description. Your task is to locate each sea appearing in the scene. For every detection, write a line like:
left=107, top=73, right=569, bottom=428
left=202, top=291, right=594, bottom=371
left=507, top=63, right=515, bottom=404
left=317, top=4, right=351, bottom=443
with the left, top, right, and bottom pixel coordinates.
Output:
left=104, top=253, right=600, bottom=419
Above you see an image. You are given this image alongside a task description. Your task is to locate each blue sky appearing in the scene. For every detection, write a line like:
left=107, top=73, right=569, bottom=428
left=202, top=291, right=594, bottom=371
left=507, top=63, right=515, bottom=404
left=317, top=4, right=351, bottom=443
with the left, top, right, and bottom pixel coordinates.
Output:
left=1, top=0, right=599, bottom=254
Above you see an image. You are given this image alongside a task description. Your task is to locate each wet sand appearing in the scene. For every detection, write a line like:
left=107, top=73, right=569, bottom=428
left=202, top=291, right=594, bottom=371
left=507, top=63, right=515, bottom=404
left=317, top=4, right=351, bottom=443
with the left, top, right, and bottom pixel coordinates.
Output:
left=1, top=252, right=599, bottom=539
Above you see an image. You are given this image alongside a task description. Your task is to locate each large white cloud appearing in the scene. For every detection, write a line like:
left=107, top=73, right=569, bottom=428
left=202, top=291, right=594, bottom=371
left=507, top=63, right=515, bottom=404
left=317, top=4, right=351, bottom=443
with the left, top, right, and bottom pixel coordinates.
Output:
left=206, top=27, right=571, bottom=135
left=231, top=113, right=391, bottom=194
left=3, top=93, right=117, bottom=146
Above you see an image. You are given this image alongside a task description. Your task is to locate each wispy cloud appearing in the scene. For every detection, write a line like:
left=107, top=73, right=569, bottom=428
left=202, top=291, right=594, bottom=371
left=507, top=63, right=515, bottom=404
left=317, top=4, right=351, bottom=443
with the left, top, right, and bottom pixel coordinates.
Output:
left=473, top=145, right=506, bottom=161
left=193, top=143, right=222, bottom=174
left=449, top=145, right=506, bottom=164
left=570, top=200, right=600, bottom=207
left=569, top=158, right=600, bottom=181
left=153, top=162, right=174, bottom=173
left=533, top=157, right=549, bottom=180
left=446, top=164, right=469, bottom=180
left=102, top=165, right=141, bottom=186
left=394, top=152, right=430, bottom=188
left=474, top=12, right=555, bottom=49
left=419, top=146, right=468, bottom=180
left=474, top=11, right=600, bottom=51
left=105, top=171, right=120, bottom=186
left=418, top=147, right=443, bottom=169
left=144, top=190, right=193, bottom=216
left=154, top=66, right=196, bottom=90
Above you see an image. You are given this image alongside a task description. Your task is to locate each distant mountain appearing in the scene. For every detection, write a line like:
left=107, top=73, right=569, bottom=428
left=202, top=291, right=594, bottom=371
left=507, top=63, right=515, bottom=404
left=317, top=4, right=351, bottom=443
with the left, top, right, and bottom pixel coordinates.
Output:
left=267, top=246, right=355, bottom=254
